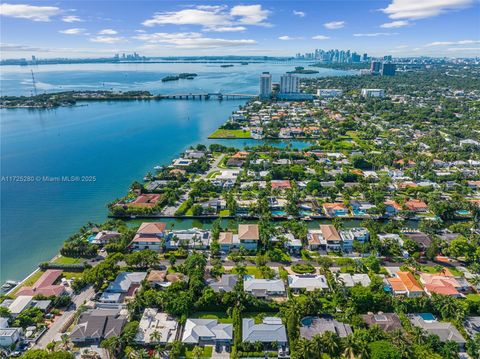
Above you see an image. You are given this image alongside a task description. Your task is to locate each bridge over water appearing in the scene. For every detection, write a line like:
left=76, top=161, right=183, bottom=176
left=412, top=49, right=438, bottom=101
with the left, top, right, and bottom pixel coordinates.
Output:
left=158, top=92, right=256, bottom=100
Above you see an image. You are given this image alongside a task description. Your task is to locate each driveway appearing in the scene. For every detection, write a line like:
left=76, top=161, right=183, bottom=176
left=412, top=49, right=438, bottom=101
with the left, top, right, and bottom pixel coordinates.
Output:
left=35, top=285, right=95, bottom=348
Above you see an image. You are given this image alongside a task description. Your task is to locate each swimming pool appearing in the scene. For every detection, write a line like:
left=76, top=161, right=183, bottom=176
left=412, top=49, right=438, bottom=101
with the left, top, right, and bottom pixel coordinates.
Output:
left=418, top=313, right=436, bottom=321
left=300, top=316, right=316, bottom=327
left=272, top=210, right=287, bottom=216
left=455, top=210, right=470, bottom=216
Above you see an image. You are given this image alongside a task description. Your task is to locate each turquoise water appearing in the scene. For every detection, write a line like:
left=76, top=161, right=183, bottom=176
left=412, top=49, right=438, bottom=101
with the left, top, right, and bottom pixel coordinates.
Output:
left=418, top=313, right=436, bottom=321
left=300, top=316, right=315, bottom=327
left=0, top=62, right=355, bottom=282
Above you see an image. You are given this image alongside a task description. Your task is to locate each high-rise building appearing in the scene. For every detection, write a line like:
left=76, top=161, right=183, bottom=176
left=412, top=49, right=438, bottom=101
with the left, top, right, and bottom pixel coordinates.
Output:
left=382, top=63, right=396, bottom=76
left=259, top=72, right=272, bottom=98
left=280, top=73, right=299, bottom=93
left=370, top=61, right=382, bottom=74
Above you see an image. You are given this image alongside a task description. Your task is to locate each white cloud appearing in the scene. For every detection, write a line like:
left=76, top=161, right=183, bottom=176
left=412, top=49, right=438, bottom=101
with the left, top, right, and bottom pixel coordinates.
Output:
left=230, top=5, right=271, bottom=26
left=312, top=35, right=331, bottom=40
left=278, top=35, right=303, bottom=41
left=446, top=47, right=480, bottom=52
left=0, top=3, right=61, bottom=22
left=133, top=31, right=256, bottom=48
left=142, top=4, right=271, bottom=30
left=62, top=15, right=82, bottom=23
left=381, top=20, right=409, bottom=28
left=59, top=28, right=85, bottom=35
left=98, top=29, right=117, bottom=35
left=426, top=39, right=480, bottom=46
left=382, top=0, right=473, bottom=20
left=293, top=10, right=306, bottom=17
left=353, top=32, right=397, bottom=37
left=90, top=36, right=127, bottom=44
left=324, top=21, right=345, bottom=29
left=204, top=26, right=246, bottom=32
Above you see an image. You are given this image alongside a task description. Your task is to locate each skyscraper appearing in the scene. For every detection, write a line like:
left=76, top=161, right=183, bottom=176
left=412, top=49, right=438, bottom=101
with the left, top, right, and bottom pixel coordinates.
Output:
left=280, top=73, right=299, bottom=93
left=370, top=61, right=382, bottom=74
left=382, top=63, right=396, bottom=76
left=259, top=72, right=272, bottom=98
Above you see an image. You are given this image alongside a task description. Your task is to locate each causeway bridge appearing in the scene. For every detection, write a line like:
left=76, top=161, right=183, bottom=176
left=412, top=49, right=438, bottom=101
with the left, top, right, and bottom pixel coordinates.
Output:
left=158, top=92, right=256, bottom=100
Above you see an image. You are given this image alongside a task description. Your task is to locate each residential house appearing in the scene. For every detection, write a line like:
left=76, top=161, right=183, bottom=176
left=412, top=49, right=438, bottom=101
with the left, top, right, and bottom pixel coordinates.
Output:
left=90, top=230, right=120, bottom=245
left=384, top=200, right=402, bottom=216
left=135, top=309, right=178, bottom=344
left=2, top=296, right=33, bottom=318
left=209, top=274, right=238, bottom=293
left=146, top=271, right=185, bottom=289
left=243, top=277, right=286, bottom=298
left=362, top=313, right=403, bottom=332
left=288, top=275, right=328, bottom=293
left=70, top=308, right=127, bottom=345
left=0, top=325, right=21, bottom=348
left=271, top=180, right=292, bottom=190
left=242, top=317, right=287, bottom=348
left=300, top=316, right=352, bottom=340
left=165, top=228, right=210, bottom=250
left=182, top=319, right=232, bottom=346
left=408, top=314, right=466, bottom=349
left=105, top=272, right=147, bottom=300
left=237, top=224, right=259, bottom=251
left=323, top=203, right=349, bottom=217
left=387, top=271, right=424, bottom=297
left=127, top=194, right=161, bottom=208
left=402, top=231, right=432, bottom=250
left=320, top=225, right=342, bottom=252
left=348, top=227, right=370, bottom=243
left=218, top=232, right=239, bottom=253
left=338, top=230, right=354, bottom=253
left=16, top=269, right=65, bottom=298
left=405, top=199, right=429, bottom=213
left=419, top=273, right=463, bottom=297
left=131, top=222, right=166, bottom=251
left=464, top=317, right=480, bottom=337
left=350, top=200, right=375, bottom=216
left=337, top=274, right=371, bottom=288
left=307, top=229, right=325, bottom=250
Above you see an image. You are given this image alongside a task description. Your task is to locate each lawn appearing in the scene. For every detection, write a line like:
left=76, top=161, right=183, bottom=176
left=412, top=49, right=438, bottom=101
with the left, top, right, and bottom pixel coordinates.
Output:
left=52, top=256, right=85, bottom=265
left=219, top=209, right=231, bottom=217
left=209, top=129, right=251, bottom=139
left=191, top=311, right=233, bottom=323
left=206, top=171, right=221, bottom=179
left=183, top=346, right=213, bottom=358
left=466, top=294, right=480, bottom=303
left=10, top=270, right=45, bottom=296
left=242, top=311, right=280, bottom=324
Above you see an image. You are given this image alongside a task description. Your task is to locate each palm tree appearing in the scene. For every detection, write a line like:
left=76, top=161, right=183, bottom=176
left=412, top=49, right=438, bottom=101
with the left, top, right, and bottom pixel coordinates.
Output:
left=192, top=346, right=204, bottom=359
left=312, top=334, right=325, bottom=357
left=59, top=333, right=71, bottom=351
left=442, top=340, right=459, bottom=359
left=150, top=329, right=162, bottom=344
left=295, top=338, right=315, bottom=359
left=342, top=335, right=356, bottom=359
left=322, top=331, right=342, bottom=358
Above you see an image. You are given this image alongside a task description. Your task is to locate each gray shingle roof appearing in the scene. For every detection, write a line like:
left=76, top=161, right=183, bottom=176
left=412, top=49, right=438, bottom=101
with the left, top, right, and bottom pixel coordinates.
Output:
left=242, top=318, right=287, bottom=343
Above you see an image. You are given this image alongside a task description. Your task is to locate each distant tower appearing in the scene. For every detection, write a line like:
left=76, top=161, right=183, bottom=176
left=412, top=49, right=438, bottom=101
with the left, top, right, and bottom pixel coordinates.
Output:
left=370, top=61, right=382, bottom=74
left=30, top=70, right=38, bottom=96
left=259, top=72, right=272, bottom=98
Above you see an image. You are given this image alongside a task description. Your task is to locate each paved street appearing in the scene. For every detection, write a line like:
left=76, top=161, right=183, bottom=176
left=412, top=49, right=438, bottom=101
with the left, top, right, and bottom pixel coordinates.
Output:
left=35, top=285, right=95, bottom=348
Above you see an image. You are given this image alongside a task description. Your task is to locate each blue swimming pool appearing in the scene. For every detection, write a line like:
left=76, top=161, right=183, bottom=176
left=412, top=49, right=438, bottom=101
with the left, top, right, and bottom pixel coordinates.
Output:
left=272, top=210, right=287, bottom=216
left=300, top=316, right=316, bottom=327
left=87, top=235, right=96, bottom=243
left=455, top=210, right=470, bottom=216
left=418, top=313, right=436, bottom=321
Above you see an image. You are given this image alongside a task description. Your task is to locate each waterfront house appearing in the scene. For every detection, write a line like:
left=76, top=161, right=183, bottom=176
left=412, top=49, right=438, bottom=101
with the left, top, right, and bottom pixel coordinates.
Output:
left=362, top=313, right=403, bottom=332
left=283, top=234, right=303, bottom=254
left=242, top=317, right=287, bottom=348
left=165, top=228, right=210, bottom=250
left=131, top=222, right=166, bottom=251
left=338, top=230, right=354, bottom=253
left=320, top=224, right=342, bottom=252
left=2, top=296, right=33, bottom=318
left=90, top=230, right=120, bottom=245
left=182, top=319, right=232, bottom=346
left=350, top=200, right=375, bottom=216
left=16, top=269, right=65, bottom=298
left=237, top=224, right=259, bottom=251
left=384, top=200, right=402, bottom=216
left=402, top=231, right=432, bottom=250
left=300, top=316, right=352, bottom=340
left=288, top=275, right=328, bottom=293
left=408, top=314, right=466, bottom=349
left=405, top=199, right=429, bottom=213
left=322, top=203, right=349, bottom=217
left=70, top=308, right=127, bottom=345
left=128, top=193, right=161, bottom=208
left=387, top=271, right=423, bottom=297
left=218, top=232, right=239, bottom=253
left=307, top=229, right=325, bottom=250
left=135, top=309, right=178, bottom=345
left=348, top=227, right=370, bottom=242
left=243, top=277, right=286, bottom=298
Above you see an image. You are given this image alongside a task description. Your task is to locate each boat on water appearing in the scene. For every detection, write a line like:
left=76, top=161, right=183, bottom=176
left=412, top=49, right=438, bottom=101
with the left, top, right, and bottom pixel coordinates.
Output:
left=153, top=165, right=162, bottom=170
left=1, top=280, right=19, bottom=291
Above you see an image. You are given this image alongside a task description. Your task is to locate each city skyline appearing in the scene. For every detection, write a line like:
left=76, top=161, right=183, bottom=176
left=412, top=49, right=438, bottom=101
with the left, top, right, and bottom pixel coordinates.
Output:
left=1, top=0, right=479, bottom=59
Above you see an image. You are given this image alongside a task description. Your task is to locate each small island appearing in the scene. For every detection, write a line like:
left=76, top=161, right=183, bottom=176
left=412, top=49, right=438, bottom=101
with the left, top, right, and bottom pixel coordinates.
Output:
left=287, top=66, right=319, bottom=74
left=161, top=73, right=198, bottom=82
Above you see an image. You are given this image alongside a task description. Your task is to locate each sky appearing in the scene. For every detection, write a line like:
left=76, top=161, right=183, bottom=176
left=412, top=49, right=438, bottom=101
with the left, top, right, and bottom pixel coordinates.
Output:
left=0, top=0, right=479, bottom=59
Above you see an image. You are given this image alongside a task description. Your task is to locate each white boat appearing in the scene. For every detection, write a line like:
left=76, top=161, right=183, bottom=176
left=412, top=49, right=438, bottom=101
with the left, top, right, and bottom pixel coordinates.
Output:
left=154, top=166, right=162, bottom=170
